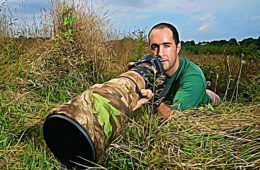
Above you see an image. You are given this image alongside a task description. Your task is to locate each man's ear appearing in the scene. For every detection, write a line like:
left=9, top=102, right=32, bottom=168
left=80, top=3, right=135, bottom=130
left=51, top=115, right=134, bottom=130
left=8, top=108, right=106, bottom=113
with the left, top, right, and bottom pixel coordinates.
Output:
left=177, top=42, right=181, bottom=54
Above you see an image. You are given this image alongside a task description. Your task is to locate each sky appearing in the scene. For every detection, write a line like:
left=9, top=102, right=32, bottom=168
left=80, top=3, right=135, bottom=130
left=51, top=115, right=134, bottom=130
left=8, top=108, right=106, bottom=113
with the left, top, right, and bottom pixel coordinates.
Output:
left=2, top=0, right=260, bottom=42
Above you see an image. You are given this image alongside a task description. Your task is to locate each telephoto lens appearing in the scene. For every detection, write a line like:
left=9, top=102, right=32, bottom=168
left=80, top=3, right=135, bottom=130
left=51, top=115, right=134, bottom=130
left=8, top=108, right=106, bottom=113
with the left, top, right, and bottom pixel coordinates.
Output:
left=43, top=54, right=166, bottom=168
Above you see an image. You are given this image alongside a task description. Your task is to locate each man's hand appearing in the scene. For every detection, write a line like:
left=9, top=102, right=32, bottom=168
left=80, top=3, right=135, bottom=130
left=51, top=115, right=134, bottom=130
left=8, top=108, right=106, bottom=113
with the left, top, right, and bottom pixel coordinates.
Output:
left=128, top=61, right=154, bottom=111
left=129, top=61, right=153, bottom=111
left=133, top=89, right=154, bottom=111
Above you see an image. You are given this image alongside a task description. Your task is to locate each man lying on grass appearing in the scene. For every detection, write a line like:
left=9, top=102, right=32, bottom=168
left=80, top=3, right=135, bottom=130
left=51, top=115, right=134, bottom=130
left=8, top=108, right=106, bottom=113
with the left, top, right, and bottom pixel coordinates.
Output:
left=131, top=22, right=222, bottom=117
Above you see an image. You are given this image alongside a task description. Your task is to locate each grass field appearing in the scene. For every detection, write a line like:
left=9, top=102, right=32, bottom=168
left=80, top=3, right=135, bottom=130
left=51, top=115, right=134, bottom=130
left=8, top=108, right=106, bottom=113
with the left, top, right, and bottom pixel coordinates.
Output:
left=0, top=0, right=259, bottom=169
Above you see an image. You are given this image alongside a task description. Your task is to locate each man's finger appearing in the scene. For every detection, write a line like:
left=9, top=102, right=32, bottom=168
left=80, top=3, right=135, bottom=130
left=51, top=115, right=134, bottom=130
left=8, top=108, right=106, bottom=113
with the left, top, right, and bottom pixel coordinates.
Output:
left=140, top=89, right=154, bottom=99
left=133, top=98, right=149, bottom=111
left=127, top=62, right=135, bottom=70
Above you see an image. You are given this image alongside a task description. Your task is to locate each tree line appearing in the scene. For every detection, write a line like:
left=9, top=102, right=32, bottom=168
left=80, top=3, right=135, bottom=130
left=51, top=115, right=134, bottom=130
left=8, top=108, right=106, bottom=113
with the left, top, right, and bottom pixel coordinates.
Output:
left=181, top=37, right=260, bottom=61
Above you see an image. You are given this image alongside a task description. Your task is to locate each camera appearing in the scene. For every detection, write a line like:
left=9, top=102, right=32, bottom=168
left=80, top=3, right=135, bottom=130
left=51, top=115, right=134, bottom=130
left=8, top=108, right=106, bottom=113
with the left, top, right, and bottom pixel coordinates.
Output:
left=43, top=54, right=166, bottom=168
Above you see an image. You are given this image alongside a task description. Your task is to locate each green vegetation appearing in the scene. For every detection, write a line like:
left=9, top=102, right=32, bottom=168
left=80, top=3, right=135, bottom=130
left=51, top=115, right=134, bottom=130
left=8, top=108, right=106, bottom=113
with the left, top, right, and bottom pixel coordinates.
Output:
left=0, top=0, right=259, bottom=169
left=182, top=37, right=260, bottom=61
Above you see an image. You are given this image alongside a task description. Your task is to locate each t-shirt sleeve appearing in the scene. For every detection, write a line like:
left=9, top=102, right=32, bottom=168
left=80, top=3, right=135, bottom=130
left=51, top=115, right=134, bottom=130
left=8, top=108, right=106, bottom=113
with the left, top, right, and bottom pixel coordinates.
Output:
left=170, top=73, right=206, bottom=111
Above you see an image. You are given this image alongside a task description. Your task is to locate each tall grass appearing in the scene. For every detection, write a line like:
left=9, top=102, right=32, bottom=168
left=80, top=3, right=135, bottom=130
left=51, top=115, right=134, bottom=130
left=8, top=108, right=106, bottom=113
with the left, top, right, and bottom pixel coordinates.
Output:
left=103, top=104, right=259, bottom=169
left=181, top=50, right=260, bottom=102
left=0, top=0, right=259, bottom=169
left=0, top=0, right=119, bottom=169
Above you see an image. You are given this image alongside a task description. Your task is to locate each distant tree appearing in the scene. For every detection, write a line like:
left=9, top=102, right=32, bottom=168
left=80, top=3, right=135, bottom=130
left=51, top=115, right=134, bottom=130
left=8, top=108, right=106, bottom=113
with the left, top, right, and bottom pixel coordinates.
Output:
left=242, top=43, right=258, bottom=54
left=228, top=38, right=238, bottom=46
left=185, top=40, right=195, bottom=46
left=255, top=37, right=260, bottom=48
left=180, top=37, right=259, bottom=61
left=223, top=44, right=241, bottom=55
left=182, top=40, right=199, bottom=54
left=239, top=38, right=254, bottom=47
left=209, top=40, right=228, bottom=46
left=198, top=41, right=209, bottom=45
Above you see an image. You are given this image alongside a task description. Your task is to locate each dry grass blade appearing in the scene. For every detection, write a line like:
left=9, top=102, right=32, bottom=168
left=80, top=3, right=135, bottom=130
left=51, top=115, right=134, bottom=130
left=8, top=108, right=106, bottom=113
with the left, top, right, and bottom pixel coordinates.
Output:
left=69, top=156, right=107, bottom=170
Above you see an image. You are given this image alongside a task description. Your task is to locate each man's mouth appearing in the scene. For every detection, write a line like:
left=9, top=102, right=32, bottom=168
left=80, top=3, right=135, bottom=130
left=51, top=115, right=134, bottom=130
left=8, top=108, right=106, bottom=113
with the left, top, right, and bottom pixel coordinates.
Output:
left=160, top=58, right=168, bottom=64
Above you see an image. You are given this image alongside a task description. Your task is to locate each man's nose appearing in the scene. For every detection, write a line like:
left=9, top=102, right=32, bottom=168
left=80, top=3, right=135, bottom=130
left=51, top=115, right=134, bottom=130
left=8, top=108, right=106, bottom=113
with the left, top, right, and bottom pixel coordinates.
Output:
left=157, top=45, right=165, bottom=57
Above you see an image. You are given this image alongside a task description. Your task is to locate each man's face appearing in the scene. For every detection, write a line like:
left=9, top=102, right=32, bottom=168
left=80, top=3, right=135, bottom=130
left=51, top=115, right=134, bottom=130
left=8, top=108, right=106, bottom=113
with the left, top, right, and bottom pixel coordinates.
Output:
left=149, top=27, right=180, bottom=76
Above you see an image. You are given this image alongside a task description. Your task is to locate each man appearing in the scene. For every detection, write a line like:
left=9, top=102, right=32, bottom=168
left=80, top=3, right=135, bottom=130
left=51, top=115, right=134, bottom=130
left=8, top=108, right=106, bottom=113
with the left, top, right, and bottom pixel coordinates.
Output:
left=132, top=22, right=222, bottom=118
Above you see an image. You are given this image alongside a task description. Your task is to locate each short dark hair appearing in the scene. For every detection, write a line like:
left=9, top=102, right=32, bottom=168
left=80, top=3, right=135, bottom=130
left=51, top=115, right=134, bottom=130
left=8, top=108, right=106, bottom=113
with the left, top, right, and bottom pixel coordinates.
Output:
left=148, top=22, right=180, bottom=46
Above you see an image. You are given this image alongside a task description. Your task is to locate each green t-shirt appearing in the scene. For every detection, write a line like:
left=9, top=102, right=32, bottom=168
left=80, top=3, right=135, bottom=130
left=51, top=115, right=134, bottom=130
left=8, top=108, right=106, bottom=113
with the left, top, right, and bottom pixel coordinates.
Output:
left=164, top=57, right=211, bottom=111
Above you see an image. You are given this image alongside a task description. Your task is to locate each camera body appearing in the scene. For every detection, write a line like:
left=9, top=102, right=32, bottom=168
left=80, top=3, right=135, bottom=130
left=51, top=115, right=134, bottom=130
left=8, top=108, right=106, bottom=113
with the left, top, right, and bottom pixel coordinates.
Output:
left=130, top=54, right=167, bottom=108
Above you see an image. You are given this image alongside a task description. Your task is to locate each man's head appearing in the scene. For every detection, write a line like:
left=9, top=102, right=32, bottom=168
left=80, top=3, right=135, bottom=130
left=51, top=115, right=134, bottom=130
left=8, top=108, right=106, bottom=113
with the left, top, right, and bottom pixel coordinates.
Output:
left=148, top=22, right=180, bottom=46
left=148, top=22, right=181, bottom=76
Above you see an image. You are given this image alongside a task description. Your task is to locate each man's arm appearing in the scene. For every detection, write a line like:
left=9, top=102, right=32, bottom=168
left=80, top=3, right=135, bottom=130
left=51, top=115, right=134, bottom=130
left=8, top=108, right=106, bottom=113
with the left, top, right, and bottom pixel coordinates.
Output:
left=157, top=102, right=180, bottom=118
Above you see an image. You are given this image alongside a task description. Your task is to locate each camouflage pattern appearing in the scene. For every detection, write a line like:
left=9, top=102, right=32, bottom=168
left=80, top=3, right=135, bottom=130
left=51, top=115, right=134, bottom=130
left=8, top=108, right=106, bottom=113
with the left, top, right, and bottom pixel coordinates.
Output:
left=47, top=70, right=145, bottom=161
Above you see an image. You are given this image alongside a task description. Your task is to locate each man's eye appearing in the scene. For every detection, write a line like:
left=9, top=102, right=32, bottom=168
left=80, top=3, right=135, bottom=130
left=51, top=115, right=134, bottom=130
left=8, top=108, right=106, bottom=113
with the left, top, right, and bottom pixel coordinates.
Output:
left=151, top=44, right=158, bottom=50
left=164, top=44, right=171, bottom=48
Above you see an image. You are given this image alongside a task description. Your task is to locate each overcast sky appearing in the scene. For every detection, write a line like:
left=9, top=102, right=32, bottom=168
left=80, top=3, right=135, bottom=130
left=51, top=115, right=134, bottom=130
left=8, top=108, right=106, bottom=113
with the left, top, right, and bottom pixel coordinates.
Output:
left=2, top=0, right=260, bottom=42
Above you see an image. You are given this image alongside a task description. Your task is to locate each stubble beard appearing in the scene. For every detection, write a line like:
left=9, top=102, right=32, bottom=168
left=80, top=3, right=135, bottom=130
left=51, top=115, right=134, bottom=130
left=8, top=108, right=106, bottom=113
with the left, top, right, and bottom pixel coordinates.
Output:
left=164, top=55, right=177, bottom=74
